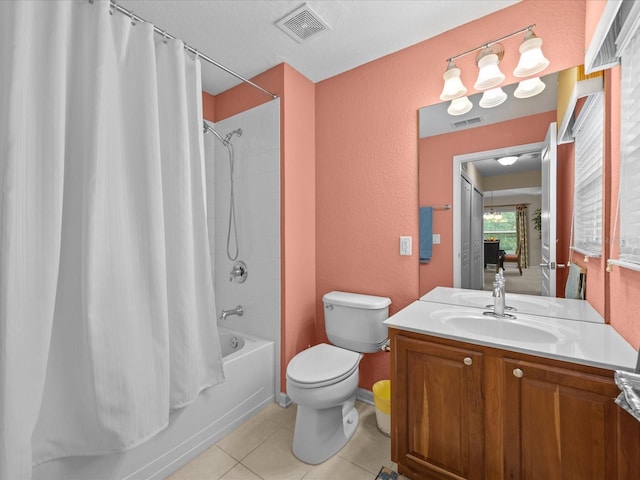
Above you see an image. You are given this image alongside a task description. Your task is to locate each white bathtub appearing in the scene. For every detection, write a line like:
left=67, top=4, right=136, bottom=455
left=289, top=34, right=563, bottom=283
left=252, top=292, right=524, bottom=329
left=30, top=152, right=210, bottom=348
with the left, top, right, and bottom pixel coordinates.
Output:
left=32, top=328, right=275, bottom=480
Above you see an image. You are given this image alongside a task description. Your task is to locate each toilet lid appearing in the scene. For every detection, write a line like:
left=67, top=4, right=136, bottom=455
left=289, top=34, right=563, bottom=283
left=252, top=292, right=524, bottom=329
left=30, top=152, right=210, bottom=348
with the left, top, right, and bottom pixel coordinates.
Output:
left=287, top=343, right=361, bottom=386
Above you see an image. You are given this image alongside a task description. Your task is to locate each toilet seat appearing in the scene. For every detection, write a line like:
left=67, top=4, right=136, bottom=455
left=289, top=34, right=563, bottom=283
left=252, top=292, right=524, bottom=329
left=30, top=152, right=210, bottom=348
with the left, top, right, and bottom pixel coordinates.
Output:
left=286, top=343, right=361, bottom=388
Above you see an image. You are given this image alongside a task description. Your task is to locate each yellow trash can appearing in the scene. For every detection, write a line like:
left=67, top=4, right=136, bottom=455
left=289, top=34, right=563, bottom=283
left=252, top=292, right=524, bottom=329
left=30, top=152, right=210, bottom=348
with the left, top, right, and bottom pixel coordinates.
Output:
left=372, top=380, right=391, bottom=436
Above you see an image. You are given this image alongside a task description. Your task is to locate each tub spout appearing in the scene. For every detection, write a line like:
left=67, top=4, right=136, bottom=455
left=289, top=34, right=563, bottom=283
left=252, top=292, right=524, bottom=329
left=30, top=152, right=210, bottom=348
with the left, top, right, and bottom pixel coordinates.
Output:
left=220, top=305, right=244, bottom=320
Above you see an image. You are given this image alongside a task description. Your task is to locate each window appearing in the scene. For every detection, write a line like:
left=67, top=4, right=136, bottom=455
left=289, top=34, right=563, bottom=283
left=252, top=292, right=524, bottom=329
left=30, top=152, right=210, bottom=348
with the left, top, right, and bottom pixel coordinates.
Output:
left=616, top=19, right=640, bottom=267
left=484, top=208, right=517, bottom=253
left=572, top=92, right=604, bottom=257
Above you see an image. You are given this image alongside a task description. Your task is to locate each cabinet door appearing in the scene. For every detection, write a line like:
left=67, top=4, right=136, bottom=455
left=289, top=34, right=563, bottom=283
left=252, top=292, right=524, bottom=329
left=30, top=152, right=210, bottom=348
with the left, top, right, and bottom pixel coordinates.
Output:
left=503, top=358, right=622, bottom=480
left=393, top=335, right=484, bottom=480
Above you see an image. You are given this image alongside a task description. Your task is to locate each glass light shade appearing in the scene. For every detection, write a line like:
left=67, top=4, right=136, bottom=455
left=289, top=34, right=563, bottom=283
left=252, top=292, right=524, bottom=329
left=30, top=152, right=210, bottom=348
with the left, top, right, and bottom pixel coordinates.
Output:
left=497, top=156, right=518, bottom=166
left=513, top=36, right=550, bottom=77
left=474, top=53, right=505, bottom=90
left=447, top=96, right=473, bottom=116
left=514, top=77, right=546, bottom=98
left=479, top=87, right=507, bottom=108
left=440, top=63, right=467, bottom=101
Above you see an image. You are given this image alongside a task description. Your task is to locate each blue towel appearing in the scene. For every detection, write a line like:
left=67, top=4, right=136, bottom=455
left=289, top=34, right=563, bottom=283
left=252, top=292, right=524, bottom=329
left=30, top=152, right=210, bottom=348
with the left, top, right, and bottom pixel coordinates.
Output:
left=419, top=207, right=433, bottom=263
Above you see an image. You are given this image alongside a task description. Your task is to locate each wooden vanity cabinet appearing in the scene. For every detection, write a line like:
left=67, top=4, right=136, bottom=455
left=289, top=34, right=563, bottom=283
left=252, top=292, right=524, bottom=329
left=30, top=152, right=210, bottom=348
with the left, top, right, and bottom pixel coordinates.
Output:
left=502, top=357, right=626, bottom=480
left=391, top=332, right=485, bottom=479
left=390, top=328, right=640, bottom=480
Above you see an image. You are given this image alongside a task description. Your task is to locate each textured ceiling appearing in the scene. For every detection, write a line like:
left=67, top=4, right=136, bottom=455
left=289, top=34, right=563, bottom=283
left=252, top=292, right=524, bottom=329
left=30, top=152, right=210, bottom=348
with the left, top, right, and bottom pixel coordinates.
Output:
left=117, top=0, right=519, bottom=95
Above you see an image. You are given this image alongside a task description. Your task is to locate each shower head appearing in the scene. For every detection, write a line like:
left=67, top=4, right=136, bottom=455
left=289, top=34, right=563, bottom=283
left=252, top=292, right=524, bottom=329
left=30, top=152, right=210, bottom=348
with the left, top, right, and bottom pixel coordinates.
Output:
left=203, top=121, right=242, bottom=146
left=224, top=128, right=243, bottom=143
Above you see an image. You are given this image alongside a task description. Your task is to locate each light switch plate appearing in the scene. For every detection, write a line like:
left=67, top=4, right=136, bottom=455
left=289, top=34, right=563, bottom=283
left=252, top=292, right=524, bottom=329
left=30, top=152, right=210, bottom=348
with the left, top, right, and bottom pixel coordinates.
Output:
left=400, top=236, right=412, bottom=255
left=433, top=234, right=441, bottom=245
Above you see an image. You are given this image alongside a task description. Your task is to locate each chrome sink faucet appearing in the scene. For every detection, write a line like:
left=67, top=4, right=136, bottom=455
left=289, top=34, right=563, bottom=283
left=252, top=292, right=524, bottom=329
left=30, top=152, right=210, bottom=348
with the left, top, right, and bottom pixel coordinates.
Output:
left=220, top=305, right=244, bottom=320
left=493, top=270, right=506, bottom=316
left=493, top=275, right=505, bottom=317
left=485, top=269, right=515, bottom=319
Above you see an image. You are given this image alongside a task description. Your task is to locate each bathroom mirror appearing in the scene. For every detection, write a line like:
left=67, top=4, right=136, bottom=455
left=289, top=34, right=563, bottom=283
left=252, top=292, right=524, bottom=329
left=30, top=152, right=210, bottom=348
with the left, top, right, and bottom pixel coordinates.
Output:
left=418, top=69, right=569, bottom=297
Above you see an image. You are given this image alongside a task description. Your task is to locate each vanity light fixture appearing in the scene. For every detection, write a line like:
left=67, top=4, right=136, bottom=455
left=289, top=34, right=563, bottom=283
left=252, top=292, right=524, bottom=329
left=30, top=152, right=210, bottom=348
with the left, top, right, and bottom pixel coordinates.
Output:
left=447, top=96, right=473, bottom=115
left=440, top=60, right=467, bottom=101
left=497, top=155, right=519, bottom=166
left=474, top=45, right=506, bottom=90
left=440, top=25, right=550, bottom=115
left=513, top=29, right=550, bottom=77
left=479, top=87, right=507, bottom=108
left=514, top=76, right=546, bottom=98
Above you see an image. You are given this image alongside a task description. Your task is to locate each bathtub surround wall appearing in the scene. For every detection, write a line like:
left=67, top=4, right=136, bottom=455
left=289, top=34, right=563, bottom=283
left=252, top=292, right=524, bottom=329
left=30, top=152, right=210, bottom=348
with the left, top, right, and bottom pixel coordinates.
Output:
left=208, top=64, right=317, bottom=398
left=205, top=100, right=282, bottom=402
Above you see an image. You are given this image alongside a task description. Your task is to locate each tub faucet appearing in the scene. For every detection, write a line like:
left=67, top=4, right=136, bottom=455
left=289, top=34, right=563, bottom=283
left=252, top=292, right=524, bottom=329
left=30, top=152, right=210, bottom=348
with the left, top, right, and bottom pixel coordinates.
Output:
left=220, top=305, right=244, bottom=320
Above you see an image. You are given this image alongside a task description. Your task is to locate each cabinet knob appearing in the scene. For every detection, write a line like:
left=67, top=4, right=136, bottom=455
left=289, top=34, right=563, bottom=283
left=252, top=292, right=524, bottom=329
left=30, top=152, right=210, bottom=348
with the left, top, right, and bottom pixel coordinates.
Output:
left=463, top=357, right=473, bottom=366
left=513, top=368, right=524, bottom=378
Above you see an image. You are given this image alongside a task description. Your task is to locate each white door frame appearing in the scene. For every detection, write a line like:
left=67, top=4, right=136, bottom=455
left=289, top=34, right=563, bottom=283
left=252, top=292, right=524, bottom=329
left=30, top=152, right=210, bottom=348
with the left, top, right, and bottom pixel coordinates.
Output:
left=540, top=123, right=558, bottom=296
left=452, top=141, right=545, bottom=288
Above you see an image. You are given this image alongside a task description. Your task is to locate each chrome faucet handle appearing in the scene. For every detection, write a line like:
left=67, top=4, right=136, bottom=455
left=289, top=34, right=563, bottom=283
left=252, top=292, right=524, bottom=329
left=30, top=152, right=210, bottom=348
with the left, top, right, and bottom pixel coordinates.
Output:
left=229, top=260, right=248, bottom=283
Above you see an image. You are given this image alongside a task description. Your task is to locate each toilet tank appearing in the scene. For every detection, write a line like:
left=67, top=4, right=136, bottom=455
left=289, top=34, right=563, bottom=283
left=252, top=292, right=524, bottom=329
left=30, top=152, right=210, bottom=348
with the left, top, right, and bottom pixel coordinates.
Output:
left=323, top=291, right=392, bottom=353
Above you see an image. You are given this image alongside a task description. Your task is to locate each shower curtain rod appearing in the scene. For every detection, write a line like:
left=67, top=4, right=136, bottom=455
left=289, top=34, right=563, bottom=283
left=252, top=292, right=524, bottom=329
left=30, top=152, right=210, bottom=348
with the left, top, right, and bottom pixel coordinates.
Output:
left=108, top=0, right=278, bottom=100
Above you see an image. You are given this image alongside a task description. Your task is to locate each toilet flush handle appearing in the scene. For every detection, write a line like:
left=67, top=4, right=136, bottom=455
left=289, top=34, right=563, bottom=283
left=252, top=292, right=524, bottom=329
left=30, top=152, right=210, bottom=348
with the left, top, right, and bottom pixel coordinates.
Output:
left=325, top=304, right=334, bottom=311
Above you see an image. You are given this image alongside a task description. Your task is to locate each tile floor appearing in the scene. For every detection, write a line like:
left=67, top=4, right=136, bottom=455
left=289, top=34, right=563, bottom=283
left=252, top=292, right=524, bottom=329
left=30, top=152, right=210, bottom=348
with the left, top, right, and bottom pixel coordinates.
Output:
left=167, top=400, right=408, bottom=480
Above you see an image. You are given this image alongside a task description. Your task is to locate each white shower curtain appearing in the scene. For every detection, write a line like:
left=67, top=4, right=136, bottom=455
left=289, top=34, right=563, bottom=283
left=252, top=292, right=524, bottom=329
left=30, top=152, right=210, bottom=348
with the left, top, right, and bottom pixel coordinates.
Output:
left=0, top=1, right=224, bottom=479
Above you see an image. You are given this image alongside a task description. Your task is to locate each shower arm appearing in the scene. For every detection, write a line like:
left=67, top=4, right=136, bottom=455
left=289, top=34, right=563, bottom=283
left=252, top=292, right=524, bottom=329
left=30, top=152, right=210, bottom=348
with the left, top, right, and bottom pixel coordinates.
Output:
left=203, top=121, right=226, bottom=144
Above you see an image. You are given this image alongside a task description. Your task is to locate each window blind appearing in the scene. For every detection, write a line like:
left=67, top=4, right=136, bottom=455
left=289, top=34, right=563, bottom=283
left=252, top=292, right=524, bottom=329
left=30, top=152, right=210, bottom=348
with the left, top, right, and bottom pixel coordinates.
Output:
left=572, top=93, right=604, bottom=257
left=618, top=28, right=640, bottom=265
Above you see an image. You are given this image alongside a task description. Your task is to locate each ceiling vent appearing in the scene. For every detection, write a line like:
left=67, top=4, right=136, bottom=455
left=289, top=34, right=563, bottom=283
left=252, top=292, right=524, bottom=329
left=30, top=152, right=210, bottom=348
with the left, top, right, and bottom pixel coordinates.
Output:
left=276, top=3, right=330, bottom=43
left=451, top=117, right=483, bottom=129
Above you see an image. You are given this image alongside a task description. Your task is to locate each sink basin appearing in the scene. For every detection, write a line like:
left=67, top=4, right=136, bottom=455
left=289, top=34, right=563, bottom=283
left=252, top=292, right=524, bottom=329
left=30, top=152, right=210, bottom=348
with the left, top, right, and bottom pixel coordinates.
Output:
left=420, top=287, right=605, bottom=324
left=439, top=311, right=577, bottom=344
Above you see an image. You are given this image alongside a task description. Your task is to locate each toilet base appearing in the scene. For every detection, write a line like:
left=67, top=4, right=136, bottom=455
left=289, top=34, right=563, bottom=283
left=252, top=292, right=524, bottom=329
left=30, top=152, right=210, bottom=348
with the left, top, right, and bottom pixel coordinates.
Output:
left=292, top=395, right=359, bottom=464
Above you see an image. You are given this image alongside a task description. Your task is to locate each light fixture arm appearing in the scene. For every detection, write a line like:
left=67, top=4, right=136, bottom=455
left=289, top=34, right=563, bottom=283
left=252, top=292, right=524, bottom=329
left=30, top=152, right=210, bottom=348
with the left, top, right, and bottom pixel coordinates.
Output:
left=445, top=24, right=536, bottom=63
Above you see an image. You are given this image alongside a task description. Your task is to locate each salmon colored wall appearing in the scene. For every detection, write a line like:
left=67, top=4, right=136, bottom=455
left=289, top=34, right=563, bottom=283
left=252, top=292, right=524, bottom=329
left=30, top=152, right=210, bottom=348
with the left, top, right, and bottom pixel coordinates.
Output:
left=316, top=0, right=587, bottom=390
left=563, top=12, right=640, bottom=349
left=418, top=111, right=557, bottom=295
left=556, top=141, right=575, bottom=297
left=557, top=96, right=608, bottom=315
left=280, top=65, right=316, bottom=392
left=605, top=66, right=640, bottom=349
left=585, top=0, right=608, bottom=55
left=202, top=91, right=215, bottom=120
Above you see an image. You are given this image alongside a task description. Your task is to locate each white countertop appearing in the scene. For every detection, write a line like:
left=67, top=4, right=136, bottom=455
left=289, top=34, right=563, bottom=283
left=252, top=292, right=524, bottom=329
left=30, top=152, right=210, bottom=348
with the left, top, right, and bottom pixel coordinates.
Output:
left=420, top=286, right=605, bottom=323
left=384, top=299, right=638, bottom=372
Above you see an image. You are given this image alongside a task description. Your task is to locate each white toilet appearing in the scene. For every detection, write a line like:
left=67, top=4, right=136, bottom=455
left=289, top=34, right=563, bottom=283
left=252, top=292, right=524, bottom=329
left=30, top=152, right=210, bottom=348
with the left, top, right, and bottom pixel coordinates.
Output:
left=286, top=291, right=391, bottom=464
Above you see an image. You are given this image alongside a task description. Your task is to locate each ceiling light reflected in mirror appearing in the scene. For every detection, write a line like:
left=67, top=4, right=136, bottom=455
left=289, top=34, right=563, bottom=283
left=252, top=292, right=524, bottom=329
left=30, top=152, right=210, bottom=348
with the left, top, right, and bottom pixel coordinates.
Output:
left=447, top=96, right=473, bottom=115
left=497, top=155, right=519, bottom=165
left=514, top=77, right=546, bottom=98
left=479, top=87, right=508, bottom=108
left=419, top=71, right=558, bottom=139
